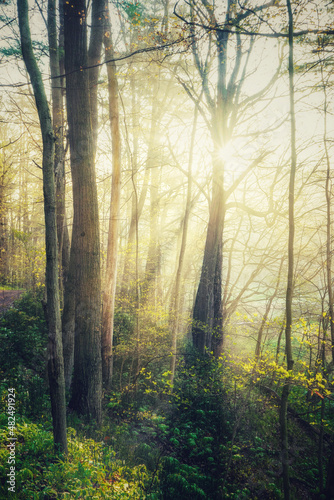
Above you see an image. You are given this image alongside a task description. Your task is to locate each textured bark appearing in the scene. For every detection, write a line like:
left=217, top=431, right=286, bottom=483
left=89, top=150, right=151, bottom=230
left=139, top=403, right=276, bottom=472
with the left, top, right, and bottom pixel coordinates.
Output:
left=64, top=0, right=102, bottom=422
left=48, top=0, right=72, bottom=391
left=17, top=0, right=67, bottom=453
left=61, top=250, right=76, bottom=390
left=58, top=0, right=71, bottom=283
left=101, top=11, right=121, bottom=388
left=191, top=4, right=229, bottom=355
left=88, top=0, right=106, bottom=157
left=48, top=0, right=73, bottom=387
left=192, top=162, right=225, bottom=355
left=48, top=0, right=70, bottom=307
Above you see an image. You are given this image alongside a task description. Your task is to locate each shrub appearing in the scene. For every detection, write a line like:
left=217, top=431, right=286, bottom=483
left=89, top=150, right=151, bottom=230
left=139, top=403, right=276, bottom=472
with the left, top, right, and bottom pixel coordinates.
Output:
left=0, top=416, right=151, bottom=499
left=159, top=354, right=233, bottom=499
left=0, top=288, right=49, bottom=420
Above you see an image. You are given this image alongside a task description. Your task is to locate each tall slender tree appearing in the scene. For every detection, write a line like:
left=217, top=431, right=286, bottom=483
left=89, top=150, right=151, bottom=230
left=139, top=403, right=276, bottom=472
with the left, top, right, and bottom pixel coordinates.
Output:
left=169, top=105, right=197, bottom=383
left=279, top=1, right=296, bottom=498
left=101, top=6, right=122, bottom=388
left=47, top=0, right=69, bottom=295
left=17, top=0, right=67, bottom=453
left=175, top=0, right=280, bottom=356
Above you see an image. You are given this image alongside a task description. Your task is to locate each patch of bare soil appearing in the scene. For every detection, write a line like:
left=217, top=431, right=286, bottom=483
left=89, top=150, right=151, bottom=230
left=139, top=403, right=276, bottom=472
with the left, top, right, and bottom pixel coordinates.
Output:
left=0, top=289, right=24, bottom=313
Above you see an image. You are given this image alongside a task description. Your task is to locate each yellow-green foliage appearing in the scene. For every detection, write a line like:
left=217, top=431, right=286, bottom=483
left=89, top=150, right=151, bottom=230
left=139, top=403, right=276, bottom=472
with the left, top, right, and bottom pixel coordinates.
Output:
left=0, top=417, right=150, bottom=499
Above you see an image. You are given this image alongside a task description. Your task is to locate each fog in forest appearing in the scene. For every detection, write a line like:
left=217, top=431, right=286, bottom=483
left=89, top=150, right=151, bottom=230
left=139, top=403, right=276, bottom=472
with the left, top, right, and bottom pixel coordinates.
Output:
left=1, top=1, right=334, bottom=499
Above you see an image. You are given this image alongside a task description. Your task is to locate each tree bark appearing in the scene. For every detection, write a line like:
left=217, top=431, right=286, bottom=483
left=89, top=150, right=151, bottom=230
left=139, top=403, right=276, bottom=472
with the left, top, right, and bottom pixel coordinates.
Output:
left=88, top=0, right=106, bottom=158
left=101, top=10, right=121, bottom=388
left=191, top=5, right=229, bottom=356
left=62, top=250, right=76, bottom=389
left=192, top=153, right=225, bottom=355
left=64, top=0, right=102, bottom=423
left=17, top=0, right=67, bottom=453
left=47, top=0, right=68, bottom=299
left=54, top=0, right=74, bottom=390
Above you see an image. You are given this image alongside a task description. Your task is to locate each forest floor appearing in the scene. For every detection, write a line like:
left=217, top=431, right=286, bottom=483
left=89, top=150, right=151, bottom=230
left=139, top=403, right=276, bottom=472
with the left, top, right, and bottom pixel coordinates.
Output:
left=0, top=289, right=24, bottom=313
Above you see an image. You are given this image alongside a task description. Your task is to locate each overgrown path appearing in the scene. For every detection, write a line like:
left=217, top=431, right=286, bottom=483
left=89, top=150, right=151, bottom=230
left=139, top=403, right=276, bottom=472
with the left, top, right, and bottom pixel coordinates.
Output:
left=0, top=289, right=24, bottom=313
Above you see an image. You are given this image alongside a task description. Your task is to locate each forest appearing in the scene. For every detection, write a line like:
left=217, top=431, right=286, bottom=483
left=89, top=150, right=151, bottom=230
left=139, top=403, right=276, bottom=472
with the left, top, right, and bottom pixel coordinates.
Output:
left=0, top=0, right=334, bottom=498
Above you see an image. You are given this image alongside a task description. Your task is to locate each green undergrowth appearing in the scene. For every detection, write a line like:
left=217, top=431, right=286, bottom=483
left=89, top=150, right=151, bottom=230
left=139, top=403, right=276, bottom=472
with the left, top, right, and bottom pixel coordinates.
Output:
left=0, top=356, right=330, bottom=499
left=0, top=288, right=49, bottom=421
left=0, top=292, right=333, bottom=499
left=0, top=415, right=156, bottom=499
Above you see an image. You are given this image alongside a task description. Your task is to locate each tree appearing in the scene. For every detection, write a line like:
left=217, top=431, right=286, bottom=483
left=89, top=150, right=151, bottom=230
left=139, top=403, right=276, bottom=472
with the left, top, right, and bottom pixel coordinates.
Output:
left=47, top=0, right=74, bottom=392
left=101, top=5, right=122, bottom=388
left=169, top=105, right=198, bottom=383
left=17, top=0, right=67, bottom=453
left=279, top=1, right=296, bottom=498
left=0, top=135, right=14, bottom=285
left=47, top=0, right=69, bottom=296
left=64, top=0, right=105, bottom=422
left=174, top=0, right=280, bottom=356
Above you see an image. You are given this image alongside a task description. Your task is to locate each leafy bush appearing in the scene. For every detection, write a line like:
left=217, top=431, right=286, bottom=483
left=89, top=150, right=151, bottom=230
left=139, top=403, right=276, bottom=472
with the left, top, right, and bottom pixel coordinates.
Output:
left=0, top=416, right=152, bottom=499
left=159, top=456, right=207, bottom=499
left=113, top=308, right=135, bottom=347
left=0, top=288, right=49, bottom=419
left=159, top=354, right=233, bottom=499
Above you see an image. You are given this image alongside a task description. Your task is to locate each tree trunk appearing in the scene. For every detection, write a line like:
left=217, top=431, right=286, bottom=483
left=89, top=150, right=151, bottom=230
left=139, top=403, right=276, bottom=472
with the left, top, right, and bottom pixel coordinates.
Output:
left=88, top=0, right=106, bottom=158
left=191, top=11, right=228, bottom=356
left=170, top=106, right=197, bottom=383
left=62, top=250, right=76, bottom=389
left=192, top=153, right=225, bottom=355
left=141, top=164, right=160, bottom=305
left=48, top=0, right=70, bottom=309
left=56, top=0, right=74, bottom=389
left=64, top=0, right=103, bottom=423
left=0, top=173, right=8, bottom=284
left=323, top=77, right=334, bottom=366
left=120, top=72, right=140, bottom=298
left=321, top=51, right=334, bottom=500
left=121, top=74, right=159, bottom=300
left=121, top=163, right=149, bottom=297
left=17, top=0, right=67, bottom=453
left=101, top=10, right=121, bottom=388
left=255, top=257, right=284, bottom=360
left=280, top=2, right=296, bottom=498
